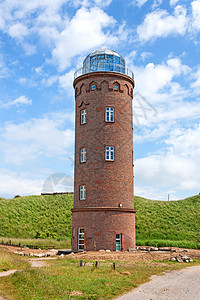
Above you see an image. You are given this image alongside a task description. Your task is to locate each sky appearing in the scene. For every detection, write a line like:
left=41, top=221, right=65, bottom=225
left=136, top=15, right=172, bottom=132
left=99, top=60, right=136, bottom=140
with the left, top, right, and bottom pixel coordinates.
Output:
left=0, top=0, right=200, bottom=200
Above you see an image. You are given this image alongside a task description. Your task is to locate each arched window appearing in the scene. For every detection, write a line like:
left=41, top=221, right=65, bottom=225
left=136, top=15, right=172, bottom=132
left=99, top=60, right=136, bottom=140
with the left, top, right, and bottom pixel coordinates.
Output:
left=113, top=81, right=120, bottom=91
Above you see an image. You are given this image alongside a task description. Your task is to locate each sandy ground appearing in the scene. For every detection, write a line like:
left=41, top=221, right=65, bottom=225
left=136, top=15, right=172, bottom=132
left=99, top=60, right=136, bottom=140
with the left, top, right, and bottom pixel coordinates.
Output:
left=1, top=244, right=200, bottom=262
left=70, top=248, right=200, bottom=262
left=116, top=265, right=200, bottom=300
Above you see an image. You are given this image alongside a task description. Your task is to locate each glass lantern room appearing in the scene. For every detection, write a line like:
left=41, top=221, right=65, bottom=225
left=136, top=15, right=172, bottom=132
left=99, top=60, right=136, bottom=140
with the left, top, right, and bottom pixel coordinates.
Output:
left=74, top=49, right=134, bottom=80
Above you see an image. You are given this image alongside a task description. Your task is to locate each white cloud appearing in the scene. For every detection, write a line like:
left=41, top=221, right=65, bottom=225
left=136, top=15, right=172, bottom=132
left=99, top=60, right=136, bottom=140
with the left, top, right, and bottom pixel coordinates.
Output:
left=135, top=123, right=200, bottom=199
left=134, top=94, right=200, bottom=142
left=134, top=0, right=162, bottom=9
left=190, top=0, right=200, bottom=31
left=0, top=168, right=74, bottom=199
left=39, top=70, right=74, bottom=95
left=132, top=57, right=190, bottom=104
left=135, top=0, right=148, bottom=7
left=191, top=67, right=200, bottom=91
left=22, top=43, right=37, bottom=55
left=0, top=53, right=8, bottom=79
left=140, top=51, right=153, bottom=61
left=129, top=57, right=200, bottom=146
left=152, top=0, right=162, bottom=9
left=18, top=77, right=28, bottom=85
left=92, top=0, right=112, bottom=7
left=42, top=75, right=59, bottom=87
left=170, top=0, right=180, bottom=6
left=70, top=0, right=113, bottom=8
left=137, top=5, right=188, bottom=42
left=59, top=70, right=75, bottom=94
left=0, top=0, right=116, bottom=61
left=0, top=169, right=43, bottom=198
left=134, top=185, right=180, bottom=201
left=1, top=96, right=32, bottom=108
left=1, top=112, right=74, bottom=165
left=0, top=0, right=68, bottom=53
left=8, top=23, right=29, bottom=40
left=52, top=7, right=117, bottom=70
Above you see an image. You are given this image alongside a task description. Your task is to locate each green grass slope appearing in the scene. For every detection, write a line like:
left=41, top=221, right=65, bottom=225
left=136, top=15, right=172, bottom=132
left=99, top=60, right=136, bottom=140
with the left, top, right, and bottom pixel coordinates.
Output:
left=134, top=194, right=200, bottom=248
left=0, top=194, right=199, bottom=248
left=0, top=194, right=73, bottom=240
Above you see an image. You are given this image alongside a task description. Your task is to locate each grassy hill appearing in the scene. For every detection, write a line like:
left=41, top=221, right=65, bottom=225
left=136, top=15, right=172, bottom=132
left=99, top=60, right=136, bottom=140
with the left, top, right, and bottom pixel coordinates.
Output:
left=0, top=194, right=199, bottom=248
left=135, top=195, right=200, bottom=248
left=0, top=194, right=73, bottom=240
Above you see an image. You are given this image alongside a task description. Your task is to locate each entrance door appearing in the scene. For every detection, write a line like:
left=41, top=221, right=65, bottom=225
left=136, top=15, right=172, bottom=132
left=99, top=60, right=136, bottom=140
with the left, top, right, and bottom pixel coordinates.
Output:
left=78, top=228, right=85, bottom=251
left=116, top=234, right=121, bottom=251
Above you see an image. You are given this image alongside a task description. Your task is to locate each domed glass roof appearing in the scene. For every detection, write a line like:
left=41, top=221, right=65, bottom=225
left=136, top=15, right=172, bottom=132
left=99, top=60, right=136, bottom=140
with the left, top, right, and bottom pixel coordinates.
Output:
left=83, top=49, right=125, bottom=74
left=74, top=49, right=134, bottom=80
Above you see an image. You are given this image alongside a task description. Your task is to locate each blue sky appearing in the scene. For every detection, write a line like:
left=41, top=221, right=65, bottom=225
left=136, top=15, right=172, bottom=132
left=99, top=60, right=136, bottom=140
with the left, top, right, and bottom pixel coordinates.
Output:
left=0, top=0, right=200, bottom=200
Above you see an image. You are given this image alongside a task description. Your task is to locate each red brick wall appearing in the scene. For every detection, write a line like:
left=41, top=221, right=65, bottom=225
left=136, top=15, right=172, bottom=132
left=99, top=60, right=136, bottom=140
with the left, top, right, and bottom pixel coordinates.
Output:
left=72, top=72, right=136, bottom=251
left=72, top=210, right=135, bottom=251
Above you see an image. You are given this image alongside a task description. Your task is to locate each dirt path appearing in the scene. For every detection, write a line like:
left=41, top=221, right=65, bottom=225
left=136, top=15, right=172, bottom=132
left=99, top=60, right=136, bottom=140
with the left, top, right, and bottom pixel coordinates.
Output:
left=116, top=265, right=200, bottom=300
left=29, top=257, right=57, bottom=268
left=0, top=270, right=18, bottom=277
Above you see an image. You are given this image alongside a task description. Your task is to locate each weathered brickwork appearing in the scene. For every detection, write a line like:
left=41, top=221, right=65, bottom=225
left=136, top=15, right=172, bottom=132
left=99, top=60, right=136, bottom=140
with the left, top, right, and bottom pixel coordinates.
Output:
left=72, top=210, right=135, bottom=251
left=72, top=71, right=136, bottom=252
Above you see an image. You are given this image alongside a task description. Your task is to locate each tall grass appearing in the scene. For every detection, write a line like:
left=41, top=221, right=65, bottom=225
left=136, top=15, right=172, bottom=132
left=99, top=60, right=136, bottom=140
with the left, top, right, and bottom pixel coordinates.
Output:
left=0, top=249, right=30, bottom=272
left=137, top=239, right=200, bottom=249
left=0, top=237, right=71, bottom=249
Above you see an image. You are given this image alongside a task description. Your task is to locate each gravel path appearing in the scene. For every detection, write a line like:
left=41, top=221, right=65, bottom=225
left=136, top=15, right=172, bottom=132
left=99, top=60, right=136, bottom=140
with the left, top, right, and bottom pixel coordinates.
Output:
left=116, top=265, right=200, bottom=300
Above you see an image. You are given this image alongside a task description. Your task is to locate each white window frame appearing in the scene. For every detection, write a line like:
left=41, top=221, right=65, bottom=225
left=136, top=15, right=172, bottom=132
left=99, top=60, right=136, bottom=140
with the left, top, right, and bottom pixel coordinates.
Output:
left=78, top=228, right=84, bottom=251
left=80, top=148, right=86, bottom=163
left=91, top=84, right=96, bottom=90
left=80, top=185, right=86, bottom=200
left=106, top=107, right=114, bottom=122
left=116, top=233, right=121, bottom=251
left=105, top=146, right=114, bottom=161
left=81, top=109, right=87, bottom=124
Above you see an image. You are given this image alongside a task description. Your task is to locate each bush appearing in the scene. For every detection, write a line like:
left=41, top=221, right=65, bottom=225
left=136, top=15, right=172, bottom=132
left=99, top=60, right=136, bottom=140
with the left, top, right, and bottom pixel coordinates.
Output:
left=35, top=230, right=57, bottom=240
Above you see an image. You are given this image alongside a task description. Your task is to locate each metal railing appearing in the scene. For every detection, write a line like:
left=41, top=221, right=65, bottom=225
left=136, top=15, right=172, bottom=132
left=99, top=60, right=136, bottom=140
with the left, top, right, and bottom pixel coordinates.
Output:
left=74, top=63, right=134, bottom=80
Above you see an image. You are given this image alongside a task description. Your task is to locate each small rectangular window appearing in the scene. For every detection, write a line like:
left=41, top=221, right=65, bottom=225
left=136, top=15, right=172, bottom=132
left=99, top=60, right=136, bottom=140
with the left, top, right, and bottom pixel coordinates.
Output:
left=81, top=109, right=86, bottom=124
left=106, top=107, right=114, bottom=122
left=78, top=228, right=84, bottom=251
left=120, top=58, right=125, bottom=66
left=105, top=146, right=114, bottom=161
left=114, top=85, right=119, bottom=91
left=114, top=56, right=120, bottom=64
left=116, top=234, right=121, bottom=251
left=80, top=185, right=86, bottom=200
left=80, top=148, right=86, bottom=163
left=90, top=55, right=96, bottom=61
left=97, top=54, right=105, bottom=59
left=106, top=54, right=113, bottom=60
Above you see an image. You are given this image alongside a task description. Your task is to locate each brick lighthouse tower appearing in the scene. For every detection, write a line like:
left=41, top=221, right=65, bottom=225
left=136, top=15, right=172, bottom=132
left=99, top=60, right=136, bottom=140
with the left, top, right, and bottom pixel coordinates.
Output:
left=71, top=49, right=136, bottom=252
